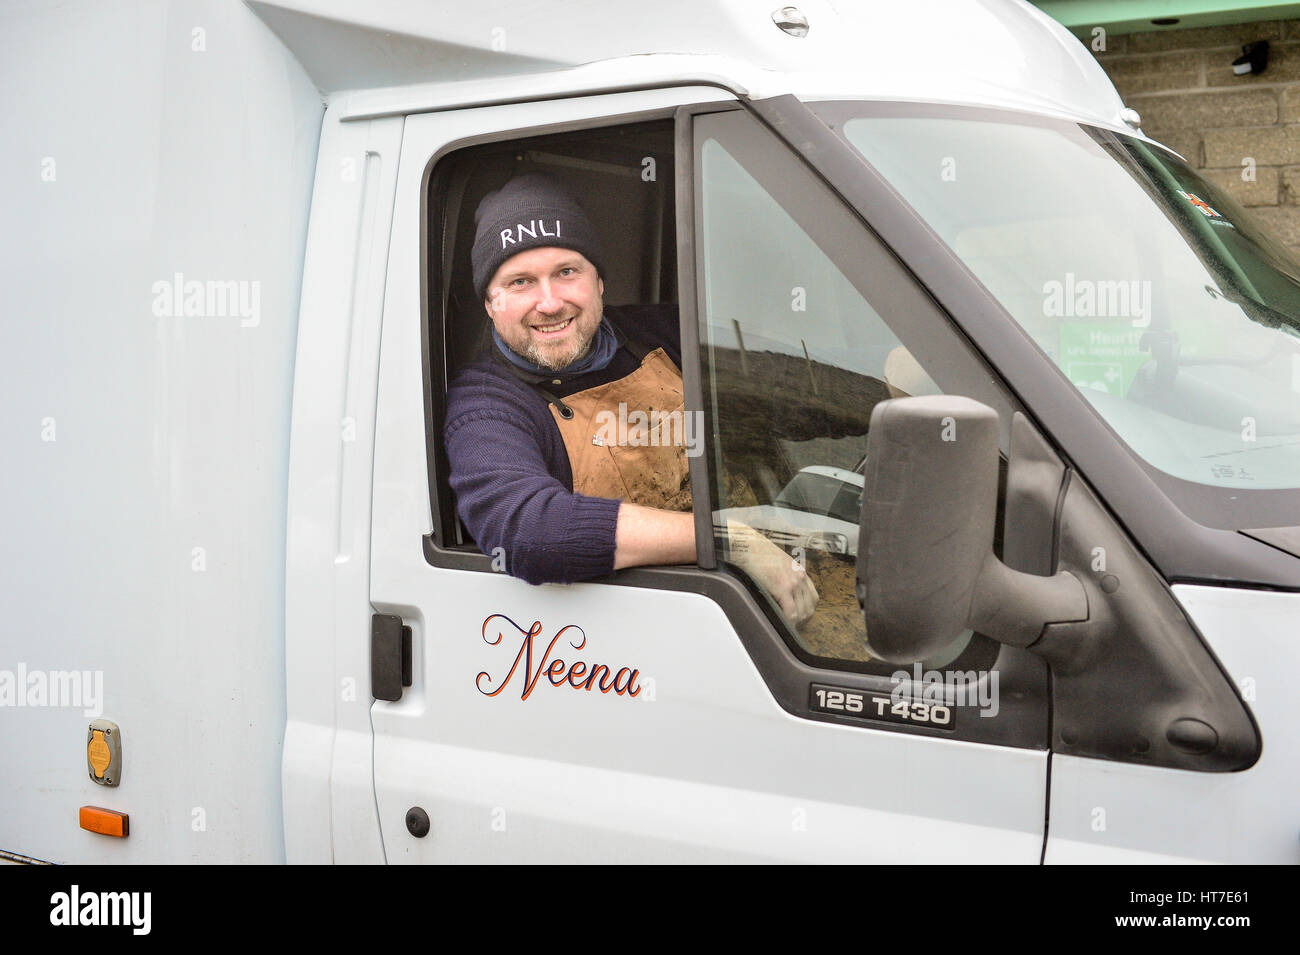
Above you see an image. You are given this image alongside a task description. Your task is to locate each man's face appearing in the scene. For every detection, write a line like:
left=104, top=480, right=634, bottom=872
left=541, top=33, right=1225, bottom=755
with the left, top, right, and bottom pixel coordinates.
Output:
left=484, top=247, right=604, bottom=372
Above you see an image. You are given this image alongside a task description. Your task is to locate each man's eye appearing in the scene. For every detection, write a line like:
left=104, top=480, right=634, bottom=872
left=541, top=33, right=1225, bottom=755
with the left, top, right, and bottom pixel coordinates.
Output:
left=510, top=277, right=529, bottom=286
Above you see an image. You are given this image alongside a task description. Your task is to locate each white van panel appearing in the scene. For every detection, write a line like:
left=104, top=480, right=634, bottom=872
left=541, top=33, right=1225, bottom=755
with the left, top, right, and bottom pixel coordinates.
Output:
left=1046, top=586, right=1300, bottom=864
left=372, top=572, right=1047, bottom=863
left=0, top=0, right=321, bottom=862
left=283, top=107, right=403, bottom=864
left=252, top=0, right=1126, bottom=129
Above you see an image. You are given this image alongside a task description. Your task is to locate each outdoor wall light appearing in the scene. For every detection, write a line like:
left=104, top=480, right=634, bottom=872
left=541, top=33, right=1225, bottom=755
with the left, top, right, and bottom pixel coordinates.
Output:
left=1233, top=40, right=1269, bottom=76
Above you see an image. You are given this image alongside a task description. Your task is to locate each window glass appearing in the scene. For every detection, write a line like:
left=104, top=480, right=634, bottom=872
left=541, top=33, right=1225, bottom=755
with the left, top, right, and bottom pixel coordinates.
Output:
left=697, top=125, right=983, bottom=667
left=842, top=113, right=1300, bottom=493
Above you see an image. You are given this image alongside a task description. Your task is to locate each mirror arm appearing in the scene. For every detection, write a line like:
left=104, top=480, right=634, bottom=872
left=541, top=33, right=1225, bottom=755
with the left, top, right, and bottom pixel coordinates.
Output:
left=968, top=555, right=1089, bottom=648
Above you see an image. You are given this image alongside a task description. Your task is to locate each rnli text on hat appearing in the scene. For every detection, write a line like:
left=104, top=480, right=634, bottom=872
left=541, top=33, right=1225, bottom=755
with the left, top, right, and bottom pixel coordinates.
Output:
left=501, top=219, right=562, bottom=249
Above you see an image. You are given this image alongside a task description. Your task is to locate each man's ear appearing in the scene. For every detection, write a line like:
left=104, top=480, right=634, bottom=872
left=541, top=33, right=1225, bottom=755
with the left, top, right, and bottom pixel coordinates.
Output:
left=597, top=276, right=604, bottom=297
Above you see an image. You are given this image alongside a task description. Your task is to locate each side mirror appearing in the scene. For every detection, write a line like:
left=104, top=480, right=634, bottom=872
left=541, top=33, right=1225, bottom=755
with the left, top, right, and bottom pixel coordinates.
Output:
left=855, top=396, right=1087, bottom=663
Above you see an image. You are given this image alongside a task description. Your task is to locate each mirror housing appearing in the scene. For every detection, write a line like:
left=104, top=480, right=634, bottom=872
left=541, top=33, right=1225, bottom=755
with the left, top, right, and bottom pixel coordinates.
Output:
left=856, top=396, right=1087, bottom=663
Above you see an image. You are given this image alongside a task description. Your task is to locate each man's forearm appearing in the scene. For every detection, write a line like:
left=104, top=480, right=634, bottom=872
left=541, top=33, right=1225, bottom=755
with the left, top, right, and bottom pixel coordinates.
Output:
left=612, top=502, right=697, bottom=570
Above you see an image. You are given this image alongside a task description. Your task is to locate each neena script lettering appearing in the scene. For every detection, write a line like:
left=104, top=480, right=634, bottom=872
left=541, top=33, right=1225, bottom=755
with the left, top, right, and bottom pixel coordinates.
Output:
left=476, top=614, right=642, bottom=701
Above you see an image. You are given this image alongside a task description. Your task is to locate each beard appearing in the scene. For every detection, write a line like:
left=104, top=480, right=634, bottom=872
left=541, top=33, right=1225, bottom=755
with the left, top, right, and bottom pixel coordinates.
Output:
left=506, top=317, right=597, bottom=372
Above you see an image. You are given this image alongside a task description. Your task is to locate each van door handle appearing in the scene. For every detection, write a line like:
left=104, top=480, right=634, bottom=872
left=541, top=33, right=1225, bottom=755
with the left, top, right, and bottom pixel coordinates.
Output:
left=371, top=613, right=413, bottom=702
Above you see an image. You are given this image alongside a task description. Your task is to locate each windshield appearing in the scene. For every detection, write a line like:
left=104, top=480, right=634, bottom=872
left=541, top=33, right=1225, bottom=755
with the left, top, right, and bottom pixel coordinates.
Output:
left=834, top=107, right=1300, bottom=500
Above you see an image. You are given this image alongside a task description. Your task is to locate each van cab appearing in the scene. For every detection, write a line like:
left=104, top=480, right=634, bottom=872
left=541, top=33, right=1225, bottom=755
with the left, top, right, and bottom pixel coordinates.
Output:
left=2, top=0, right=1297, bottom=865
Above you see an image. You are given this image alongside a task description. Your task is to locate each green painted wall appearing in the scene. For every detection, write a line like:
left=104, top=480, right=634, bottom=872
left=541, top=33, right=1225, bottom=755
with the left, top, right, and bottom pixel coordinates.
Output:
left=1035, top=1, right=1300, bottom=35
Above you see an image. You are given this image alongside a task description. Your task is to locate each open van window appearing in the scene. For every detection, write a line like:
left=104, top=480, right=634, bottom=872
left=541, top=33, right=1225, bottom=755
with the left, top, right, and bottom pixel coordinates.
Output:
left=831, top=104, right=1300, bottom=528
left=424, top=118, right=677, bottom=551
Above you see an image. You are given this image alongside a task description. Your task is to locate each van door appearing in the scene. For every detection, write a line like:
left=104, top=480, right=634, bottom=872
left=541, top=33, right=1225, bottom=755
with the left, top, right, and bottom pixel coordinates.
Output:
left=367, top=91, right=1052, bottom=862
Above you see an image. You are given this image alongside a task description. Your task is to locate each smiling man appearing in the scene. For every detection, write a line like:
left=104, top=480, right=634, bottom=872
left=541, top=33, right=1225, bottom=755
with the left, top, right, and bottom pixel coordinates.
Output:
left=444, top=173, right=816, bottom=625
left=487, top=245, right=601, bottom=371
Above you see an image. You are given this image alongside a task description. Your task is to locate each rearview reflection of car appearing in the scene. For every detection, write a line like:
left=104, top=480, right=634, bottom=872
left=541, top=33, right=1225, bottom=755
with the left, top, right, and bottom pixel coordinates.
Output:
left=718, top=465, right=864, bottom=557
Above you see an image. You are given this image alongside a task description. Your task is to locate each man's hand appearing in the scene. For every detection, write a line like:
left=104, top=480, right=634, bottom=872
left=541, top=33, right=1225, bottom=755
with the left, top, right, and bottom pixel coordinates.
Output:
left=724, top=520, right=819, bottom=628
left=611, top=505, right=819, bottom=629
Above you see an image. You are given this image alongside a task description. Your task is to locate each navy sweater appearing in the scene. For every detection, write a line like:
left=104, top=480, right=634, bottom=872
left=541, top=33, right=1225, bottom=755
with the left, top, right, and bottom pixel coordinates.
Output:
left=444, top=304, right=682, bottom=584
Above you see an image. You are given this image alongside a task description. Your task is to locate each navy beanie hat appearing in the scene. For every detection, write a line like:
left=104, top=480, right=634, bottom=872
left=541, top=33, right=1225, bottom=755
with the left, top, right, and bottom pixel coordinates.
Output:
left=471, top=173, right=605, bottom=300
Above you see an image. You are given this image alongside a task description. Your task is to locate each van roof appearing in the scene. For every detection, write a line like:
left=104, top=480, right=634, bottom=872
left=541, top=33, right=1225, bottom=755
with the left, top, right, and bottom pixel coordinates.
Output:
left=248, top=0, right=1130, bottom=130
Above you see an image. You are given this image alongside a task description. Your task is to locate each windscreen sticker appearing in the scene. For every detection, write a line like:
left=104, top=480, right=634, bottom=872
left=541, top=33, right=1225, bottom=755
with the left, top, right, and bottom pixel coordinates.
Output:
left=1210, top=463, right=1255, bottom=481
left=1178, top=190, right=1236, bottom=229
left=1059, top=320, right=1147, bottom=396
left=476, top=614, right=642, bottom=701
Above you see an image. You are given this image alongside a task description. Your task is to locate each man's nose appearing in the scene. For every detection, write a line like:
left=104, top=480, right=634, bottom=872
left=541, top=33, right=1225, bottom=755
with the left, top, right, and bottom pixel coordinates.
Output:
left=534, top=280, right=563, bottom=314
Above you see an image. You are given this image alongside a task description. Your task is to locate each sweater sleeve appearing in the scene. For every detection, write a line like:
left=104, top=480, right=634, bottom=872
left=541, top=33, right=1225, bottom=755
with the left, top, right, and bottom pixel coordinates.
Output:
left=444, top=393, right=622, bottom=585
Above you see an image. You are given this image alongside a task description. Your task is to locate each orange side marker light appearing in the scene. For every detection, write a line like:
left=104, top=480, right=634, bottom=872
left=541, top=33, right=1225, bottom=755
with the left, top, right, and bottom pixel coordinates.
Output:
left=79, top=806, right=129, bottom=837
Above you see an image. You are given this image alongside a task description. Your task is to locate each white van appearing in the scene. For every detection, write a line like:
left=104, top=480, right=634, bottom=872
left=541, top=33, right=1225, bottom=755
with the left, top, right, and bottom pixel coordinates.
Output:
left=2, top=0, right=1297, bottom=865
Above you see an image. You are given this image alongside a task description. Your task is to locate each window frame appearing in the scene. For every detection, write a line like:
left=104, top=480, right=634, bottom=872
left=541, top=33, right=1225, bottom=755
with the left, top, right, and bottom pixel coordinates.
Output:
left=687, top=103, right=1018, bottom=675
left=420, top=106, right=686, bottom=555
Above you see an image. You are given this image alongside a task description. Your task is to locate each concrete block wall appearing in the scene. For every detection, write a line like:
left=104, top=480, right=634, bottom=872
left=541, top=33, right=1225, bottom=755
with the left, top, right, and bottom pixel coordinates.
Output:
left=1092, top=19, right=1300, bottom=255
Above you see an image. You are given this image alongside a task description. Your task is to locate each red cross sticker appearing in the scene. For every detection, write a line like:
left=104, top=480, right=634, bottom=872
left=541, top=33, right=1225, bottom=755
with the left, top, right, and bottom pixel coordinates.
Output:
left=1180, top=191, right=1222, bottom=218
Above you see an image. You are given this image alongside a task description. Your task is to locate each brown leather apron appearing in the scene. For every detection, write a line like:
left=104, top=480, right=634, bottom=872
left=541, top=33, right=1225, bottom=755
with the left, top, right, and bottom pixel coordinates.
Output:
left=497, top=325, right=693, bottom=511
left=548, top=345, right=693, bottom=511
